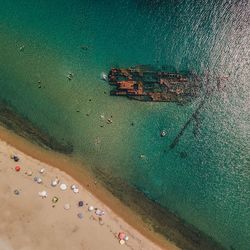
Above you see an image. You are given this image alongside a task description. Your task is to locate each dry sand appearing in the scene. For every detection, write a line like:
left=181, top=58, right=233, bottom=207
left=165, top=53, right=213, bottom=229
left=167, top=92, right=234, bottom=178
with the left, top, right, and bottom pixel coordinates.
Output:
left=0, top=128, right=179, bottom=250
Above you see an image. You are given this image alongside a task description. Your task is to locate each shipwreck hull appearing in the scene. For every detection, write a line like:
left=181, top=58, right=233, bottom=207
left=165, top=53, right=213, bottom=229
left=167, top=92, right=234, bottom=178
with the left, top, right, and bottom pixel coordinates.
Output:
left=108, top=66, right=200, bottom=103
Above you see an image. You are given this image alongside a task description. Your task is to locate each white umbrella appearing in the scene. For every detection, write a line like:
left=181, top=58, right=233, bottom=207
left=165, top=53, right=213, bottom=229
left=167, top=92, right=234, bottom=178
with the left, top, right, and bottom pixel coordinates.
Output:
left=60, top=183, right=67, bottom=191
left=37, top=177, right=42, bottom=184
left=51, top=178, right=59, bottom=187
left=39, top=168, right=45, bottom=174
left=38, top=191, right=47, bottom=198
left=119, top=240, right=125, bottom=245
left=88, top=206, right=94, bottom=212
left=95, top=209, right=104, bottom=216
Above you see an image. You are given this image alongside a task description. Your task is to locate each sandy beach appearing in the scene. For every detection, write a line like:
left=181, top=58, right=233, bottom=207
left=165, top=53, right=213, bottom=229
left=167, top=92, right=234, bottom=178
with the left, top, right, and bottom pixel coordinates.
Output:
left=0, top=126, right=178, bottom=250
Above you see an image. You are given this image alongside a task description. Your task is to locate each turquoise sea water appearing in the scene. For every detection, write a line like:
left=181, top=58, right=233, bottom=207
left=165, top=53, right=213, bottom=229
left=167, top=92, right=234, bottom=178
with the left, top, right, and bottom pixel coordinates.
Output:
left=0, top=1, right=249, bottom=249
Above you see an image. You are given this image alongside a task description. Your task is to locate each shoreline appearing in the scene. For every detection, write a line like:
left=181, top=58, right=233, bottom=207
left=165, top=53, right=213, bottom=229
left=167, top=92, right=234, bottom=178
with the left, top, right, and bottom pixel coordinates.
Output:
left=0, top=102, right=225, bottom=250
left=0, top=125, right=175, bottom=250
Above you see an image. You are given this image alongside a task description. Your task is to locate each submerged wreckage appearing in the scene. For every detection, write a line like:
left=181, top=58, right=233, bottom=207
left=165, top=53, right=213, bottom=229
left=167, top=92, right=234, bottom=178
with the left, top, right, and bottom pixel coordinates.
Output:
left=108, top=65, right=201, bottom=103
left=107, top=65, right=227, bottom=150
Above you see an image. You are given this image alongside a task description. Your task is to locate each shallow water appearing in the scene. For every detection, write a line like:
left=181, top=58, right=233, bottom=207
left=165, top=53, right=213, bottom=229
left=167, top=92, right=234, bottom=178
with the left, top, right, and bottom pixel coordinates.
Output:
left=1, top=1, right=249, bottom=249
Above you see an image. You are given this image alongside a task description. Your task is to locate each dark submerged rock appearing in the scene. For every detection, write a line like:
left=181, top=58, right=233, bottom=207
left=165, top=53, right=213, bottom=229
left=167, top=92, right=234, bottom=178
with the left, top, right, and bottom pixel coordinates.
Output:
left=180, top=151, right=188, bottom=159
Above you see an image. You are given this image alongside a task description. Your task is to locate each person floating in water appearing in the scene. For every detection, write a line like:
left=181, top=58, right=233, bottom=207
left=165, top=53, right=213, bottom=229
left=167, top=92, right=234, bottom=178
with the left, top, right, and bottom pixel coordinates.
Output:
left=67, top=72, right=74, bottom=81
left=19, top=45, right=25, bottom=52
left=80, top=45, right=89, bottom=51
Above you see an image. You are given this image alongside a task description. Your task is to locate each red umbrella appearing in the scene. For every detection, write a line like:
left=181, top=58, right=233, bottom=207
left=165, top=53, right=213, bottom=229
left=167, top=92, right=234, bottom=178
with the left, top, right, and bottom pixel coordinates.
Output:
left=118, top=232, right=126, bottom=240
left=15, top=166, right=21, bottom=172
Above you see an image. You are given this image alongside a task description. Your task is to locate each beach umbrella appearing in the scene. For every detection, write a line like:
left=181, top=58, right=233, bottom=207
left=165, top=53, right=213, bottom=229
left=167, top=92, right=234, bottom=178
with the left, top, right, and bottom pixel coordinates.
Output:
left=39, top=168, right=45, bottom=174
left=88, top=206, right=94, bottom=212
left=118, top=232, right=126, bottom=240
left=26, top=170, right=33, bottom=176
left=119, top=240, right=125, bottom=245
left=51, top=178, right=59, bottom=187
left=15, top=166, right=21, bottom=172
left=13, top=156, right=19, bottom=162
left=11, top=154, right=19, bottom=162
left=78, top=201, right=84, bottom=207
left=37, top=177, right=42, bottom=184
left=64, top=204, right=70, bottom=210
left=51, top=181, right=57, bottom=187
left=60, top=183, right=67, bottom=191
left=95, top=209, right=104, bottom=216
left=38, top=190, right=48, bottom=198
left=52, top=196, right=59, bottom=203
left=77, top=213, right=83, bottom=219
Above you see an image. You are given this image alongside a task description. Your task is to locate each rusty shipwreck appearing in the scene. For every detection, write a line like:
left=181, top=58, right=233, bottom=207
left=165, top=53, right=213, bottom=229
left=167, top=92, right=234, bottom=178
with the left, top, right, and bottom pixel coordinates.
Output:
left=108, top=65, right=200, bottom=102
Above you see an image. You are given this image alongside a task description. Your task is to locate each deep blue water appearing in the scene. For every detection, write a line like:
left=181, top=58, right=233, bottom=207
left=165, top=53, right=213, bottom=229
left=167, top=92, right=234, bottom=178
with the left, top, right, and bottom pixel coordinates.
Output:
left=0, top=1, right=249, bottom=249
